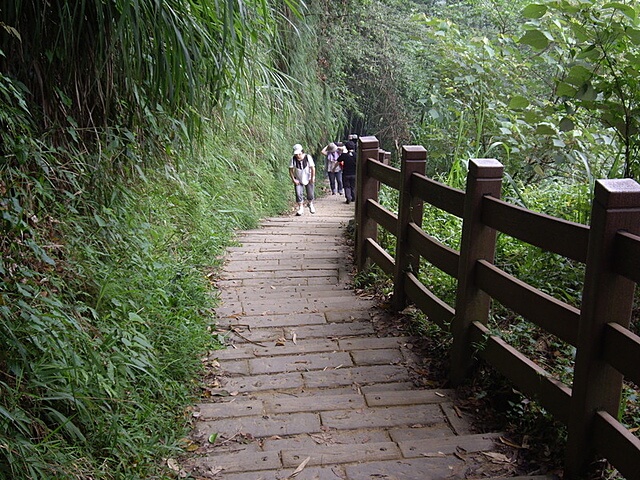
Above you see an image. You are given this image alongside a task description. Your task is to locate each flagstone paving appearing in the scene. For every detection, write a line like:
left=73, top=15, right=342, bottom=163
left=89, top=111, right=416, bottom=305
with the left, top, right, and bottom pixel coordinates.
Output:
left=180, top=193, right=558, bottom=479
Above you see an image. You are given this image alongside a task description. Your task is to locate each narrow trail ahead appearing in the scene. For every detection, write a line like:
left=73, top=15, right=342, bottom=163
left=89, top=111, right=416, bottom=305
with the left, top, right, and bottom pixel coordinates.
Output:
left=182, top=193, right=555, bottom=480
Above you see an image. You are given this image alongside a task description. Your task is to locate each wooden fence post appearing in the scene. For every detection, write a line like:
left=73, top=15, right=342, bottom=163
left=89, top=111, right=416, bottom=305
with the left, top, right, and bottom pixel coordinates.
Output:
left=356, top=136, right=381, bottom=271
left=392, top=146, right=427, bottom=311
left=565, top=179, right=640, bottom=478
left=450, top=159, right=504, bottom=385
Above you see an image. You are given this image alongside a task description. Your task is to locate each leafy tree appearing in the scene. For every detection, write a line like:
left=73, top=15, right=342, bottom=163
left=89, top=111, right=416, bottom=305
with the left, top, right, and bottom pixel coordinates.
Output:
left=519, top=0, right=640, bottom=179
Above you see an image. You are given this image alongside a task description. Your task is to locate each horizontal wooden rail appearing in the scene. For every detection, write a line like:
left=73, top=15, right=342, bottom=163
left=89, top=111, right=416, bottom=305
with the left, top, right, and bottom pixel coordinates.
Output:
left=601, top=322, right=640, bottom=387
left=367, top=159, right=401, bottom=190
left=475, top=260, right=580, bottom=346
left=593, top=410, right=640, bottom=480
left=366, top=200, right=397, bottom=237
left=469, top=321, right=573, bottom=424
left=354, top=136, right=640, bottom=478
left=613, top=230, right=640, bottom=283
left=412, top=173, right=464, bottom=217
left=404, top=272, right=454, bottom=331
left=406, top=223, right=459, bottom=277
left=482, top=196, right=590, bottom=262
left=365, top=237, right=395, bottom=275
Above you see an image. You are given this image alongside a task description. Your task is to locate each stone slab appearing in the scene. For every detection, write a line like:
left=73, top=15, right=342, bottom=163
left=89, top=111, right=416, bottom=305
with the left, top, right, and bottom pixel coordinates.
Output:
left=221, top=372, right=304, bottom=393
left=226, top=265, right=342, bottom=278
left=350, top=348, right=404, bottom=366
left=307, top=276, right=341, bottom=285
left=249, top=351, right=353, bottom=374
left=281, top=442, right=401, bottom=468
left=360, top=382, right=417, bottom=393
left=441, top=401, right=473, bottom=435
left=261, top=429, right=390, bottom=451
left=187, top=450, right=281, bottom=474
left=338, top=336, right=414, bottom=350
left=219, top=327, right=286, bottom=345
left=399, top=432, right=502, bottom=458
left=320, top=404, right=443, bottom=430
left=389, top=424, right=455, bottom=441
left=242, top=297, right=375, bottom=312
left=218, top=313, right=327, bottom=328
left=303, top=365, right=410, bottom=388
left=220, top=465, right=348, bottom=480
left=344, top=456, right=468, bottom=480
left=195, top=412, right=321, bottom=439
left=196, top=399, right=264, bottom=419
left=209, top=345, right=255, bottom=360
left=250, top=339, right=340, bottom=357
left=325, top=310, right=372, bottom=323
left=218, top=359, right=250, bottom=375
left=364, top=389, right=455, bottom=407
left=286, top=322, right=375, bottom=339
left=263, top=393, right=366, bottom=414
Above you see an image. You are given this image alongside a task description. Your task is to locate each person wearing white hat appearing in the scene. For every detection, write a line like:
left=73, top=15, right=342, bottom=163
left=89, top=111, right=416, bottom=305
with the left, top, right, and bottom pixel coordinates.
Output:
left=289, top=144, right=316, bottom=215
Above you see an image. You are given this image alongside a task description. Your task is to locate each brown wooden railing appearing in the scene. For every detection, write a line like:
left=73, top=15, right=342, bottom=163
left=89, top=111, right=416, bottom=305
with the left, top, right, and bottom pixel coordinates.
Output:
left=354, top=135, right=640, bottom=479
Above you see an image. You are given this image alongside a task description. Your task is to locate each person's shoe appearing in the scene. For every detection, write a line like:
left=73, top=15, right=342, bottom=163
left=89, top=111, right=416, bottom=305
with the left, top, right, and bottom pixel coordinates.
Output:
left=296, top=204, right=304, bottom=216
left=338, top=190, right=344, bottom=194
left=332, top=191, right=336, bottom=195
left=309, top=202, right=316, bottom=214
left=345, top=199, right=350, bottom=204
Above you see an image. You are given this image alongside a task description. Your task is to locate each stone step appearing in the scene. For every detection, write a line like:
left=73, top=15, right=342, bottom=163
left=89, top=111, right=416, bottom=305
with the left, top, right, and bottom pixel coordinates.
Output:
left=182, top=195, right=548, bottom=479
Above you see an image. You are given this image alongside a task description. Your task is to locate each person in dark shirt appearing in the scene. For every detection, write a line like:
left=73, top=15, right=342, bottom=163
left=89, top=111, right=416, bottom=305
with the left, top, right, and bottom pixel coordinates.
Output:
left=339, top=140, right=357, bottom=204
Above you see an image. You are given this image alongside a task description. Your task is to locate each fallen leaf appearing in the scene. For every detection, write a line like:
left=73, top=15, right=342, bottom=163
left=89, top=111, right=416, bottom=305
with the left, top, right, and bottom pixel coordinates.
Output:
left=292, top=333, right=297, bottom=344
left=167, top=458, right=180, bottom=471
left=435, top=391, right=445, bottom=397
left=185, top=443, right=200, bottom=452
left=481, top=451, right=511, bottom=463
left=208, top=433, right=218, bottom=444
left=209, top=389, right=230, bottom=397
left=288, top=456, right=311, bottom=478
left=275, top=337, right=286, bottom=346
left=499, top=436, right=524, bottom=449
left=422, top=451, right=446, bottom=457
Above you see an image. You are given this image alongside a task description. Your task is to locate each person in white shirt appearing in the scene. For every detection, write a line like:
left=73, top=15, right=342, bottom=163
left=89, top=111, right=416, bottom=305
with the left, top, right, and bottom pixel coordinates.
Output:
left=289, top=144, right=316, bottom=215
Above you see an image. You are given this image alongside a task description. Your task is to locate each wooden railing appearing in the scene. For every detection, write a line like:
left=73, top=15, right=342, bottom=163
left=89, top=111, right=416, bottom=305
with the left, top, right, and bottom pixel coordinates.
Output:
left=354, top=135, right=640, bottom=479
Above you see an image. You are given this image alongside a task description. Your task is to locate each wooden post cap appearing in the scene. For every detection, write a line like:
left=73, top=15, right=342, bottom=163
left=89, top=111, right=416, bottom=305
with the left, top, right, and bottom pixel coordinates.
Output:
left=359, top=136, right=379, bottom=149
left=402, top=145, right=427, bottom=161
left=469, top=158, right=503, bottom=178
left=595, top=179, right=640, bottom=208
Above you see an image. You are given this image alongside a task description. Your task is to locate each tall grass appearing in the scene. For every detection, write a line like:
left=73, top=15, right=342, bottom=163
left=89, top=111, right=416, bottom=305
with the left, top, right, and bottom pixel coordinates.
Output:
left=1, top=0, right=334, bottom=477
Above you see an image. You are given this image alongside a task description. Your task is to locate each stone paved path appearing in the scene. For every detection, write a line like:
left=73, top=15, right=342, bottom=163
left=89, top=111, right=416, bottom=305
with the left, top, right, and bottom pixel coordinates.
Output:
left=182, top=193, right=556, bottom=479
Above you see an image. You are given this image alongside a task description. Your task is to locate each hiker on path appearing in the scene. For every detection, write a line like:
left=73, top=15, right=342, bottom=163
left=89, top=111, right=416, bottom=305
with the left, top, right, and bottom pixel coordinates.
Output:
left=338, top=140, right=357, bottom=204
left=320, top=142, right=344, bottom=196
left=289, top=143, right=316, bottom=215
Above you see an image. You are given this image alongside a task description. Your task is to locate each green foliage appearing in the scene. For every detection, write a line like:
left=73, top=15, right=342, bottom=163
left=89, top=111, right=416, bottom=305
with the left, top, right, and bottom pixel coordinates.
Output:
left=519, top=0, right=640, bottom=179
left=0, top=0, right=332, bottom=478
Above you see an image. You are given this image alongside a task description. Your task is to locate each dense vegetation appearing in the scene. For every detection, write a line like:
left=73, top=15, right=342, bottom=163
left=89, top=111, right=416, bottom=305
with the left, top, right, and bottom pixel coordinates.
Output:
left=1, top=0, right=638, bottom=478
left=0, top=1, right=347, bottom=477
